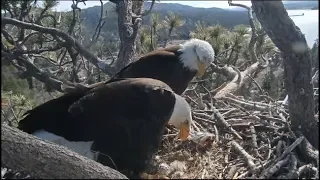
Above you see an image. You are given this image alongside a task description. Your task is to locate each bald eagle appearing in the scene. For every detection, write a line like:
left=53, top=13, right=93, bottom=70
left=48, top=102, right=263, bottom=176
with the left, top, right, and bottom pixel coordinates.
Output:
left=65, top=38, right=215, bottom=95
left=18, top=78, right=192, bottom=178
left=110, top=38, right=215, bottom=94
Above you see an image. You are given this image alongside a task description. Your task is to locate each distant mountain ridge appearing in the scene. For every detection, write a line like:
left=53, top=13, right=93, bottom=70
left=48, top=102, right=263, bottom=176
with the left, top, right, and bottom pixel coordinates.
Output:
left=230, top=1, right=319, bottom=11
left=80, top=1, right=249, bottom=40
left=72, top=1, right=319, bottom=42
left=283, top=1, right=318, bottom=10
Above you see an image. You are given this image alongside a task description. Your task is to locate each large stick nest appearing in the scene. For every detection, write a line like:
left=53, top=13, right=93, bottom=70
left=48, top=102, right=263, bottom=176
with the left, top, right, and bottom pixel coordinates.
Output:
left=150, top=93, right=319, bottom=179
left=1, top=92, right=318, bottom=179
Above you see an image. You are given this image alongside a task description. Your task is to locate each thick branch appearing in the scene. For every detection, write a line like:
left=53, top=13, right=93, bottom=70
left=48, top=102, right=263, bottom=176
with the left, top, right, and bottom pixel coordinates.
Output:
left=211, top=63, right=237, bottom=81
left=251, top=1, right=318, bottom=150
left=214, top=61, right=268, bottom=99
left=1, top=124, right=128, bottom=179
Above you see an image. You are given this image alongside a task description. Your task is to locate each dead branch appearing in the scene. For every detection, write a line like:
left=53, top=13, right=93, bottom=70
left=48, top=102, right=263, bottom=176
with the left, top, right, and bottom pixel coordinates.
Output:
left=212, top=107, right=242, bottom=140
left=210, top=63, right=237, bottom=81
left=1, top=124, right=128, bottom=179
left=2, top=17, right=116, bottom=76
left=220, top=96, right=269, bottom=112
left=283, top=154, right=299, bottom=179
left=259, top=136, right=304, bottom=179
left=247, top=74, right=264, bottom=95
left=230, top=141, right=256, bottom=173
left=214, top=61, right=269, bottom=99
left=227, top=165, right=238, bottom=179
left=259, top=153, right=291, bottom=179
left=249, top=123, right=260, bottom=158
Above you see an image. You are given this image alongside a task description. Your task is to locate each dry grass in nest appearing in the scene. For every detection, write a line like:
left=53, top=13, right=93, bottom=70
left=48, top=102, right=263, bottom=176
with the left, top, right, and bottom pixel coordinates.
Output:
left=155, top=134, right=228, bottom=179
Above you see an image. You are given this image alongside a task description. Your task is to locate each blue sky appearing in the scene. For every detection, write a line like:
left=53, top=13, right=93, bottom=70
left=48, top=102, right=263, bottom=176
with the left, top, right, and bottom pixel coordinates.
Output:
left=52, top=1, right=252, bottom=12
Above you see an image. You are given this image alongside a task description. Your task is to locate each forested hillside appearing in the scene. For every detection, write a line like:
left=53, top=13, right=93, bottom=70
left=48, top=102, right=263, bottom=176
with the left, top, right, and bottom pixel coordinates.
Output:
left=80, top=2, right=249, bottom=40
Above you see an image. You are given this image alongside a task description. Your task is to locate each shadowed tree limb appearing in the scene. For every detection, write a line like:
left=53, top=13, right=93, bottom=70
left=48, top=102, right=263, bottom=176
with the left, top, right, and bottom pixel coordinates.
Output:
left=1, top=124, right=128, bottom=179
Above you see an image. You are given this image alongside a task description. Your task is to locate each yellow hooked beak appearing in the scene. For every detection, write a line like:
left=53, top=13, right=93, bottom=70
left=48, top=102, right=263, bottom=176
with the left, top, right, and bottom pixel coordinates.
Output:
left=196, top=61, right=206, bottom=77
left=178, top=122, right=190, bottom=141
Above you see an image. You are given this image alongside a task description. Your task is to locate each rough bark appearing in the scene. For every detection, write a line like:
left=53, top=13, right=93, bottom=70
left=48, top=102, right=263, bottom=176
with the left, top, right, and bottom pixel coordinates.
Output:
left=282, top=70, right=319, bottom=105
left=113, top=0, right=143, bottom=72
left=251, top=1, right=318, bottom=149
left=1, top=124, right=128, bottom=179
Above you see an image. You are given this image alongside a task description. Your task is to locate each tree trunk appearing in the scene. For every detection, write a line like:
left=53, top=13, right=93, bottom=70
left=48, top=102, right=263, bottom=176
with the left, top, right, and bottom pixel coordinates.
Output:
left=163, top=27, right=173, bottom=48
left=114, top=0, right=143, bottom=72
left=251, top=1, right=318, bottom=149
left=1, top=124, right=128, bottom=179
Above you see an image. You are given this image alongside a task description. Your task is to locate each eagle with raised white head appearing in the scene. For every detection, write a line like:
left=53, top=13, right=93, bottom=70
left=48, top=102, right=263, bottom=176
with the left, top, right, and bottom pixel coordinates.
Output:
left=66, top=38, right=215, bottom=95
left=109, top=38, right=215, bottom=95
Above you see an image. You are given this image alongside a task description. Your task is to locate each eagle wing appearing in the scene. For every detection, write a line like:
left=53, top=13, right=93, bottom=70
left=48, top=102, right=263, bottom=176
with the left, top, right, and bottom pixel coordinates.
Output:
left=67, top=78, right=176, bottom=140
left=111, top=50, right=179, bottom=80
left=69, top=79, right=177, bottom=174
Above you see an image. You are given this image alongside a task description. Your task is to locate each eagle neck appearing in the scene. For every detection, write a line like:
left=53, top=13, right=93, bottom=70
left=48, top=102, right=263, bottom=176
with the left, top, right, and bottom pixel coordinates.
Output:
left=177, top=45, right=198, bottom=71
